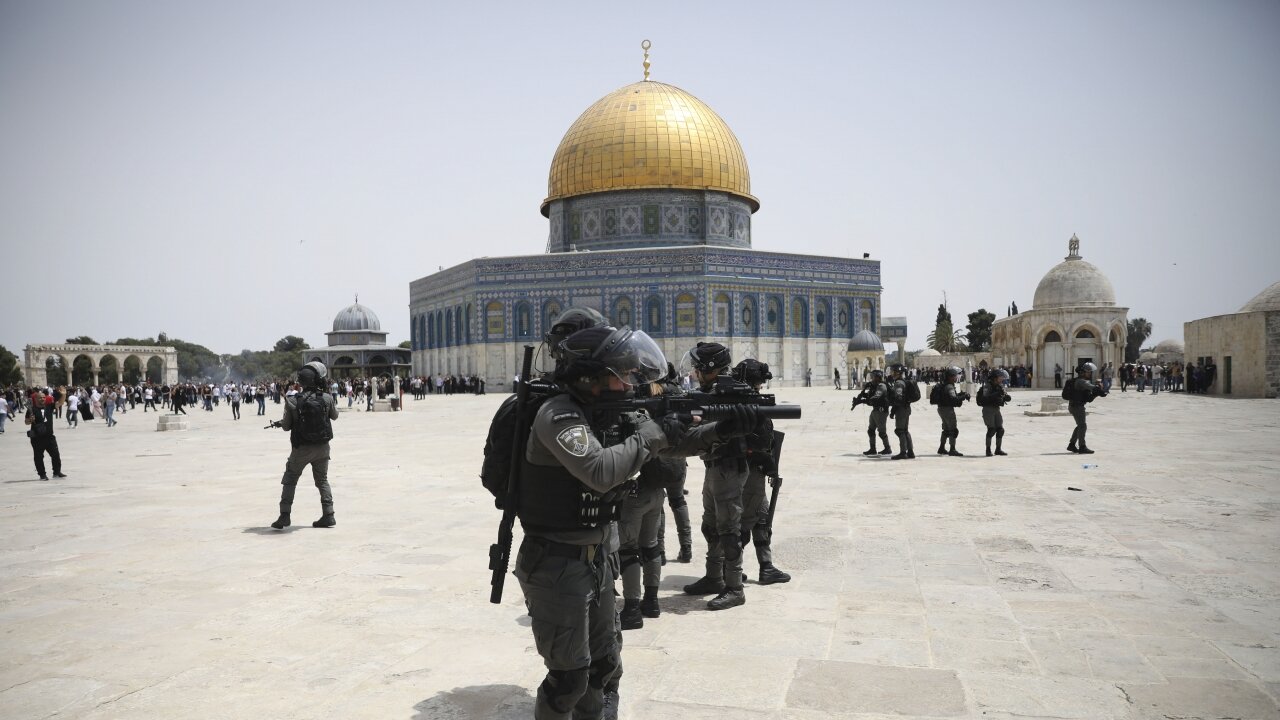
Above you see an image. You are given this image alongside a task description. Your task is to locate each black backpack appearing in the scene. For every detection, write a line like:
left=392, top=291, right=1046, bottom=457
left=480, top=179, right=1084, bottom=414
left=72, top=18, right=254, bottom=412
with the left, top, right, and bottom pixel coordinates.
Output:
left=293, top=391, right=332, bottom=446
left=903, top=379, right=921, bottom=404
left=481, top=386, right=555, bottom=507
left=928, top=383, right=944, bottom=406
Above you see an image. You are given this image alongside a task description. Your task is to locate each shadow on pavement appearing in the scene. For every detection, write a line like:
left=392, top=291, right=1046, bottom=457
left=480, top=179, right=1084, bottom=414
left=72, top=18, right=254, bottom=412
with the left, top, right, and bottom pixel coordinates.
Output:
left=4, top=478, right=47, bottom=484
left=241, top=527, right=296, bottom=535
left=413, top=684, right=533, bottom=720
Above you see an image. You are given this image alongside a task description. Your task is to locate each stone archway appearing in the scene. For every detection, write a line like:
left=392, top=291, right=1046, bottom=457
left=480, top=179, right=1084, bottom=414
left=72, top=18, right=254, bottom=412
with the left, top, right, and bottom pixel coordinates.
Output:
left=23, top=344, right=179, bottom=387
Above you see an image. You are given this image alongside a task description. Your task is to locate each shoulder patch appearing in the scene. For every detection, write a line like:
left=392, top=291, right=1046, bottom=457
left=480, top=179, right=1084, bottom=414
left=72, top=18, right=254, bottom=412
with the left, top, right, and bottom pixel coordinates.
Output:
left=551, top=410, right=582, bottom=423
left=555, top=425, right=591, bottom=457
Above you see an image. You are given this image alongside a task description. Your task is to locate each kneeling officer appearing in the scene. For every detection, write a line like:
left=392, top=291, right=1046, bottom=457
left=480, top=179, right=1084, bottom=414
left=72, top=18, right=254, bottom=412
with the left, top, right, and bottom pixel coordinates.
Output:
left=515, top=326, right=681, bottom=720
left=271, top=361, right=339, bottom=529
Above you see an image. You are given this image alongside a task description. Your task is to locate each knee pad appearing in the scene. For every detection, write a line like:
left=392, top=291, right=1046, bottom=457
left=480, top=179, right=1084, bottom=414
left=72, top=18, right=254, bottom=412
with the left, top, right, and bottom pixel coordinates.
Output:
left=719, top=534, right=743, bottom=562
left=587, top=654, right=620, bottom=690
left=986, top=428, right=996, bottom=439
left=996, top=428, right=1005, bottom=438
left=619, top=548, right=641, bottom=570
left=667, top=493, right=687, bottom=511
left=639, top=545, right=663, bottom=563
left=951, top=429, right=961, bottom=439
left=542, top=667, right=590, bottom=712
left=752, top=522, right=773, bottom=548
left=894, top=428, right=906, bottom=438
left=700, top=519, right=717, bottom=545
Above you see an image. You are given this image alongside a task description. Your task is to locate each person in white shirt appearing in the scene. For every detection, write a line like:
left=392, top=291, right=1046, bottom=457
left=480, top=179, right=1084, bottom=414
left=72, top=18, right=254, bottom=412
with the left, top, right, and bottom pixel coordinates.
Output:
left=0, top=396, right=8, bottom=434
left=66, top=393, right=80, bottom=428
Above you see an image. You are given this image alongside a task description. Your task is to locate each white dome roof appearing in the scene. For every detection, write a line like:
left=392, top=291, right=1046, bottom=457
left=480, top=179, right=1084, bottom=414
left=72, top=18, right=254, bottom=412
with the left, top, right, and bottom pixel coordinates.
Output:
left=847, top=329, right=884, bottom=352
left=332, top=302, right=382, bottom=332
left=918, top=348, right=941, bottom=357
left=1153, top=338, right=1184, bottom=354
left=1032, top=235, right=1117, bottom=310
left=1239, top=280, right=1280, bottom=313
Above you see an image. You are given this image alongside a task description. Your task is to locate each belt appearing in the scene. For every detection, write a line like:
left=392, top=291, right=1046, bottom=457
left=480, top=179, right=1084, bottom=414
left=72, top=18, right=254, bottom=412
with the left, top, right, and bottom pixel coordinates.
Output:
left=539, top=539, right=600, bottom=563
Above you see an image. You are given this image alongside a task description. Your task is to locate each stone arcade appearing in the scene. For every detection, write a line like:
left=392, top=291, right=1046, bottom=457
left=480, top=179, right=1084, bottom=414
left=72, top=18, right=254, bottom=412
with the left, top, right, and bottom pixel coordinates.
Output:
left=22, top=343, right=178, bottom=387
left=408, top=70, right=882, bottom=387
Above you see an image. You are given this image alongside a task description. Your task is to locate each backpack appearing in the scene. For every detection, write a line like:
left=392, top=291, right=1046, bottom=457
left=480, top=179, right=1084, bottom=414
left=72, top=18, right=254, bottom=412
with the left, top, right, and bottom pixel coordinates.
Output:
left=903, top=379, right=921, bottom=404
left=481, top=387, right=554, bottom=507
left=293, top=391, right=332, bottom=446
left=928, top=383, right=944, bottom=406
left=1061, top=382, right=1072, bottom=401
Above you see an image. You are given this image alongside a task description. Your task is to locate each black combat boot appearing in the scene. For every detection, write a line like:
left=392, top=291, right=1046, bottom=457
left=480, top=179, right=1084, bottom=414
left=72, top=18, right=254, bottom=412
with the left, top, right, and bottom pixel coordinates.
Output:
left=985, top=431, right=994, bottom=457
left=938, top=432, right=948, bottom=455
left=994, top=429, right=1007, bottom=456
left=758, top=563, right=792, bottom=585
left=271, top=513, right=291, bottom=530
left=878, top=438, right=893, bottom=456
left=676, top=542, right=693, bottom=563
left=707, top=587, right=746, bottom=611
left=620, top=599, right=644, bottom=630
left=313, top=513, right=336, bottom=528
left=947, top=433, right=964, bottom=457
left=863, top=431, right=878, bottom=456
left=1067, top=428, right=1079, bottom=453
left=683, top=575, right=725, bottom=595
left=602, top=690, right=619, bottom=720
left=906, top=432, right=916, bottom=459
left=640, top=586, right=661, bottom=618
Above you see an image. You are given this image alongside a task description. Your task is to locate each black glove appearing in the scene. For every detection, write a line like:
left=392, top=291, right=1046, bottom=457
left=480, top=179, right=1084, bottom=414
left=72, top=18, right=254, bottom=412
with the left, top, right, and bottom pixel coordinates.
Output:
left=657, top=412, right=688, bottom=445
left=958, top=392, right=971, bottom=402
left=1002, top=394, right=1011, bottom=403
left=715, top=404, right=758, bottom=438
left=889, top=409, right=896, bottom=419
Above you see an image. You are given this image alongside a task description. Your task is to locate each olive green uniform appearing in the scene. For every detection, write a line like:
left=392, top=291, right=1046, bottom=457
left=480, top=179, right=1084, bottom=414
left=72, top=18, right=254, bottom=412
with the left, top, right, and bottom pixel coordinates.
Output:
left=277, top=392, right=339, bottom=516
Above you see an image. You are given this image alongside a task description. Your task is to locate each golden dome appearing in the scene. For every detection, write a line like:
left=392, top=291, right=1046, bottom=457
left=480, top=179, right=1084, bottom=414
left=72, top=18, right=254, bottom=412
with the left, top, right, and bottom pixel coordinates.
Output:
left=542, top=81, right=757, bottom=216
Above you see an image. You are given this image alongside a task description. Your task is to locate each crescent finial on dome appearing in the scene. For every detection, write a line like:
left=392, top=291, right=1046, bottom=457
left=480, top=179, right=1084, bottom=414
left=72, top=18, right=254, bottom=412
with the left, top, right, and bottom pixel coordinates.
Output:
left=642, top=39, right=651, bottom=81
left=1067, top=234, right=1081, bottom=260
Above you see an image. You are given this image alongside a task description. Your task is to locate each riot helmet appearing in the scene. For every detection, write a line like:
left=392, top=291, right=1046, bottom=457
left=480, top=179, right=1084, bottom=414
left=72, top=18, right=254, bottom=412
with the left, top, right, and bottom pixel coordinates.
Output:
left=870, top=368, right=885, bottom=381
left=298, top=361, right=328, bottom=389
left=540, top=307, right=610, bottom=373
left=1079, top=361, right=1097, bottom=377
left=990, top=369, right=1010, bottom=385
left=889, top=363, right=906, bottom=378
left=731, top=358, right=772, bottom=388
left=946, top=366, right=963, bottom=381
left=677, top=342, right=732, bottom=388
left=555, top=326, right=667, bottom=398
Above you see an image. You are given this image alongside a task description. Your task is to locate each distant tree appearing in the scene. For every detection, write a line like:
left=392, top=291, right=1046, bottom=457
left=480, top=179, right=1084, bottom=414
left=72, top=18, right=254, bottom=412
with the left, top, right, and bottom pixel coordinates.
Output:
left=1125, top=317, right=1153, bottom=362
left=65, top=336, right=98, bottom=345
left=397, top=340, right=411, bottom=349
left=965, top=309, right=996, bottom=351
left=935, top=303, right=952, bottom=327
left=927, top=319, right=968, bottom=353
left=274, top=335, right=310, bottom=353
left=0, top=345, right=23, bottom=385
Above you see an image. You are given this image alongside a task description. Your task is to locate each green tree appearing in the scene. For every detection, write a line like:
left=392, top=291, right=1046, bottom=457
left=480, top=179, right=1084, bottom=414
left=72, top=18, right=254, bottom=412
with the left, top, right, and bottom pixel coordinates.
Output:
left=274, top=335, right=310, bottom=353
left=398, top=340, right=411, bottom=349
left=1125, top=317, right=1152, bottom=362
left=927, top=319, right=968, bottom=353
left=965, top=309, right=996, bottom=351
left=65, top=336, right=98, bottom=345
left=0, top=345, right=23, bottom=385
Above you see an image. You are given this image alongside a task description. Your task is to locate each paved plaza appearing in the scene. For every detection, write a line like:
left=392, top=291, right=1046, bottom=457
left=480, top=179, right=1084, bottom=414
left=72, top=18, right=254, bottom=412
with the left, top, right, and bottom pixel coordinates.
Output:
left=1, top=387, right=1278, bottom=719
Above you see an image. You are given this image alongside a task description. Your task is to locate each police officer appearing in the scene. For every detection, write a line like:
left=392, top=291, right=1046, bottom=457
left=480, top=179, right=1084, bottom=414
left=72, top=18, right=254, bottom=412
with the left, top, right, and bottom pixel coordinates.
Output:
left=618, top=446, right=678, bottom=630
left=733, top=359, right=792, bottom=585
left=677, top=342, right=760, bottom=611
left=514, top=326, right=680, bottom=719
left=887, top=364, right=916, bottom=460
left=25, top=390, right=66, bottom=480
left=976, top=369, right=1011, bottom=457
left=270, top=361, right=339, bottom=529
left=1066, top=361, right=1106, bottom=454
left=930, top=366, right=970, bottom=456
left=851, top=369, right=892, bottom=456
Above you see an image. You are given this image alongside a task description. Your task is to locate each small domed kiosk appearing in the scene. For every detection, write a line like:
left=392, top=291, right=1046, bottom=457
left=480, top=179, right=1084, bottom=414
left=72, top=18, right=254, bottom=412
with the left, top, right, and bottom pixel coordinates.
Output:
left=305, top=298, right=411, bottom=380
left=991, top=235, right=1129, bottom=388
left=846, top=329, right=886, bottom=380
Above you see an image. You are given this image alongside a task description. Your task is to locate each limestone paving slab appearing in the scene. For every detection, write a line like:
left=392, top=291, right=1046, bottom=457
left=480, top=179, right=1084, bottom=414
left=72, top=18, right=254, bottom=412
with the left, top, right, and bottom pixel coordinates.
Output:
left=1, top=388, right=1278, bottom=718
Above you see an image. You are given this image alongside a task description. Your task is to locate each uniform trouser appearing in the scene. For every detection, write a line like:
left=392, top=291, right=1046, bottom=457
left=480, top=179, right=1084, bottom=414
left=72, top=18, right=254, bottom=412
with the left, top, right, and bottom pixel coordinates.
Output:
left=867, top=407, right=891, bottom=449
left=31, top=435, right=62, bottom=477
left=937, top=406, right=958, bottom=448
left=739, top=466, right=774, bottom=567
left=657, top=472, right=692, bottom=551
left=279, top=442, right=334, bottom=514
left=1069, top=404, right=1088, bottom=447
left=701, top=461, right=749, bottom=590
left=893, top=405, right=914, bottom=454
left=514, top=536, right=621, bottom=720
left=618, top=483, right=664, bottom=601
left=982, top=407, right=1004, bottom=448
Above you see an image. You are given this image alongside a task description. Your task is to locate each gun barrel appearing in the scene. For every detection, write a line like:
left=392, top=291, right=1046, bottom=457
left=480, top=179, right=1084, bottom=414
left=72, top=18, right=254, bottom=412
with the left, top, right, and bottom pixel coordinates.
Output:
left=701, top=404, right=802, bottom=421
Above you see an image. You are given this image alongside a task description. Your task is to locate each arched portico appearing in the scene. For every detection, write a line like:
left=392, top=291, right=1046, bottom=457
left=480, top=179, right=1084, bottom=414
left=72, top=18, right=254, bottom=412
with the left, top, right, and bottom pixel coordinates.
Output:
left=23, top=344, right=179, bottom=387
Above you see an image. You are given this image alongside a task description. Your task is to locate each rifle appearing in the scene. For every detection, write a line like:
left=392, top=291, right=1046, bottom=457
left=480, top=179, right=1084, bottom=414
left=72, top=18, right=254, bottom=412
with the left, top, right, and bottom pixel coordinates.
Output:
left=600, top=376, right=801, bottom=422
left=264, top=420, right=282, bottom=429
left=764, top=430, right=785, bottom=531
left=850, top=383, right=873, bottom=409
left=489, top=345, right=535, bottom=604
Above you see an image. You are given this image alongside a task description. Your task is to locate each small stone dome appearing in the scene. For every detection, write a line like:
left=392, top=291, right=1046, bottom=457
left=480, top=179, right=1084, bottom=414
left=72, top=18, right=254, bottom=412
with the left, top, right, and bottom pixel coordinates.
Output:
left=1239, top=280, right=1280, bottom=313
left=332, top=302, right=382, bottom=332
left=1032, top=235, right=1117, bottom=310
left=848, top=329, right=884, bottom=353
left=1153, top=338, right=1184, bottom=354
left=918, top=348, right=941, bottom=357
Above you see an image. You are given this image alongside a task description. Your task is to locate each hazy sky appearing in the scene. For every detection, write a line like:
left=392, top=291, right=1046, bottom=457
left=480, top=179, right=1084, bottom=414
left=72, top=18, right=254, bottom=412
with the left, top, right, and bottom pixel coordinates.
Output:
left=3, top=1, right=1277, bottom=357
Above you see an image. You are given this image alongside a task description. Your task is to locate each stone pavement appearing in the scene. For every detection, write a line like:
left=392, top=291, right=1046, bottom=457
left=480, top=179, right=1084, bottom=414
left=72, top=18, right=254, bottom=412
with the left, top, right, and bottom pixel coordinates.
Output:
left=1, top=388, right=1278, bottom=719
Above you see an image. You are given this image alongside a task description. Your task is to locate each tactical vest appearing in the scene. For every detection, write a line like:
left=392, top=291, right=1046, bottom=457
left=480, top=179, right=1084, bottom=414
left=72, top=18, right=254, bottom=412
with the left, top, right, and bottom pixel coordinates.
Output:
left=517, top=458, right=619, bottom=533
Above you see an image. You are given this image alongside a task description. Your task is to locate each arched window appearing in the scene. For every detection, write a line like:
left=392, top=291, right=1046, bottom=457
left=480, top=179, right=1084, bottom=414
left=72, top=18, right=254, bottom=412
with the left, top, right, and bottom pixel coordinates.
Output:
left=859, top=299, right=874, bottom=332
left=613, top=296, right=634, bottom=328
left=543, top=300, right=563, bottom=332
left=486, top=301, right=505, bottom=339
left=675, top=293, right=697, bottom=334
left=790, top=297, right=808, bottom=337
left=410, top=316, right=419, bottom=350
left=713, top=292, right=731, bottom=334
left=741, top=296, right=755, bottom=333
left=645, top=296, right=662, bottom=333
left=464, top=304, right=473, bottom=344
left=815, top=299, right=829, bottom=336
left=455, top=306, right=463, bottom=346
left=1109, top=328, right=1119, bottom=342
left=427, top=314, right=435, bottom=349
left=765, top=296, right=782, bottom=334
left=445, top=308, right=454, bottom=346
left=515, top=302, right=533, bottom=339
left=1044, top=330, right=1062, bottom=343
left=1076, top=329, right=1095, bottom=339
left=836, top=299, right=852, bottom=337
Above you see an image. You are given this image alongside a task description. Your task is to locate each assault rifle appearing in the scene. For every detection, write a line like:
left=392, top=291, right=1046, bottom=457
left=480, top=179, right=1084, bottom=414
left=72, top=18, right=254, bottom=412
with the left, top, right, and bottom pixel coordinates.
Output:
left=264, top=420, right=283, bottom=429
left=764, top=430, right=785, bottom=531
left=489, top=345, right=536, bottom=604
left=601, top=376, right=801, bottom=422
left=849, top=383, right=874, bottom=409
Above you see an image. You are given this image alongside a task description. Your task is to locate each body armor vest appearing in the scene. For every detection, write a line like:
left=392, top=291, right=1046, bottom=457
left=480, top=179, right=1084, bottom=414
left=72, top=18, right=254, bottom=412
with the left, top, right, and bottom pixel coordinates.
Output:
left=517, top=458, right=619, bottom=533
